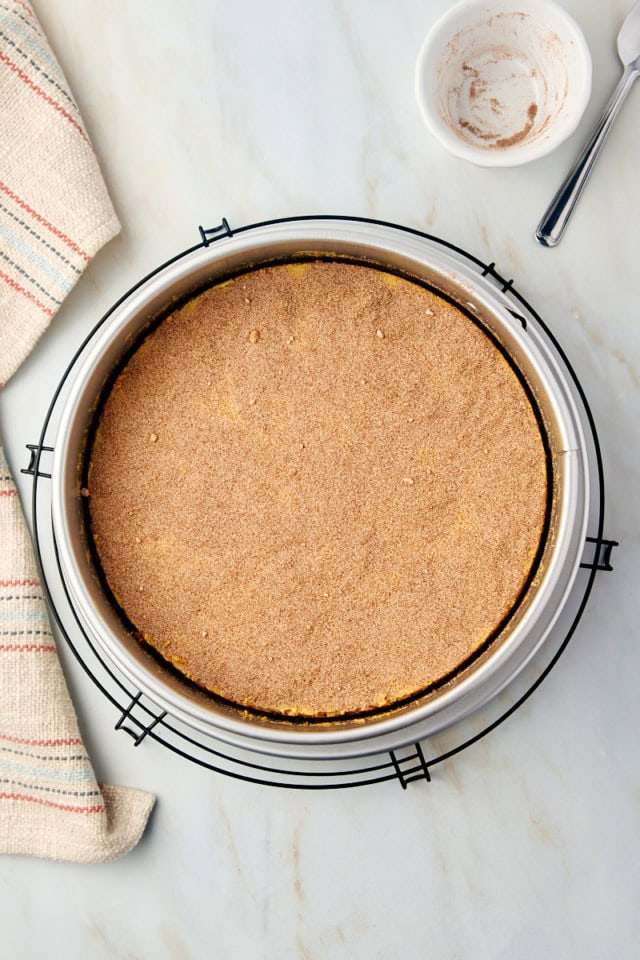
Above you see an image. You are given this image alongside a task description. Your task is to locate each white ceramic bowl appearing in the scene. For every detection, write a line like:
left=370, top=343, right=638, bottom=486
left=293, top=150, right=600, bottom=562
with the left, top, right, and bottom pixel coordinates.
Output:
left=415, top=0, right=592, bottom=166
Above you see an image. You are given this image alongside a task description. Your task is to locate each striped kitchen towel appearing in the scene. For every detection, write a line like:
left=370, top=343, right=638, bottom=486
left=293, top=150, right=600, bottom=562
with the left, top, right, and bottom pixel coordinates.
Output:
left=0, top=0, right=154, bottom=861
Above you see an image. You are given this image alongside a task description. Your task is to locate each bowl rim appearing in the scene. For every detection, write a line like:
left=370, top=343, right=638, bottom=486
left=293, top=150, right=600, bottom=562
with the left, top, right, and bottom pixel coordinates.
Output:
left=414, top=0, right=593, bottom=167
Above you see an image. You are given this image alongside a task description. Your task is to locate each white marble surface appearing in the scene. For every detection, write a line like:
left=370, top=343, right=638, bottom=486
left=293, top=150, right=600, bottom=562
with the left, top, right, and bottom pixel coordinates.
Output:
left=0, top=1, right=639, bottom=957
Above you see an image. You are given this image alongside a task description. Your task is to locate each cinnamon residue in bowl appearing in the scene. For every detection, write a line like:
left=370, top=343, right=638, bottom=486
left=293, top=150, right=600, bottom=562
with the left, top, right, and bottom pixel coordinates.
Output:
left=438, top=13, right=566, bottom=151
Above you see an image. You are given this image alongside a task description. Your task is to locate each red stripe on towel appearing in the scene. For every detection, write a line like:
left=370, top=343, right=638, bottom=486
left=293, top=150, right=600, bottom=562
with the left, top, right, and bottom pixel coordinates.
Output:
left=0, top=269, right=54, bottom=315
left=0, top=733, right=83, bottom=746
left=13, top=0, right=37, bottom=20
left=0, top=580, right=40, bottom=588
left=0, top=644, right=56, bottom=652
left=0, top=51, right=88, bottom=144
left=0, top=791, right=104, bottom=814
left=0, top=181, right=90, bottom=260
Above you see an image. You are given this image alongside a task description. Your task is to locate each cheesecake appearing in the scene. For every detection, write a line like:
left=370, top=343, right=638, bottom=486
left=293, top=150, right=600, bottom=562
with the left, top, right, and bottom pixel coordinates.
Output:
left=86, top=259, right=548, bottom=718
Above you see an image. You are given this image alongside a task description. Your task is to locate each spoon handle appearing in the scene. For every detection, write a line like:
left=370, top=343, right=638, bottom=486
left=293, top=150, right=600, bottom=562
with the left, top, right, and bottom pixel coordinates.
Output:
left=536, top=64, right=639, bottom=247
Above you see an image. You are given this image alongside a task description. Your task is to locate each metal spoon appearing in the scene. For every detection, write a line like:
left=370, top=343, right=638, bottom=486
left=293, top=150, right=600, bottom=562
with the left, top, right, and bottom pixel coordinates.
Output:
left=536, top=1, right=640, bottom=247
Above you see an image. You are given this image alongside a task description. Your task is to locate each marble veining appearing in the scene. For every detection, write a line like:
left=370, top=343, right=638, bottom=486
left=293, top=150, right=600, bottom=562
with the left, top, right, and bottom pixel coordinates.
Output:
left=0, top=1, right=639, bottom=958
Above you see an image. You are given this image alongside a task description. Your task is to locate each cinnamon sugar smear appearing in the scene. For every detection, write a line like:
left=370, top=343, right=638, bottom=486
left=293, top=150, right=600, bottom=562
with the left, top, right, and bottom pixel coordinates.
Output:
left=87, top=261, right=548, bottom=718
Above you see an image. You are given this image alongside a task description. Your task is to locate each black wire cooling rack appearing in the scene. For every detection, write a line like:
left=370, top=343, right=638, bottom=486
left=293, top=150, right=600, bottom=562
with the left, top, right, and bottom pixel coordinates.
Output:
left=22, top=216, right=618, bottom=790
